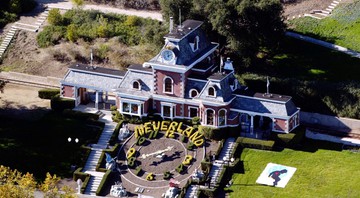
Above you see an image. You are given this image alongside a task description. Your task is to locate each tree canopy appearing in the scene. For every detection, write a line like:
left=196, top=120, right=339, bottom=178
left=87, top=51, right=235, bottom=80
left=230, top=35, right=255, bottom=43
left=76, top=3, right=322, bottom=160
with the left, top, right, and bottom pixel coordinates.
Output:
left=0, top=165, right=75, bottom=198
left=159, top=0, right=286, bottom=67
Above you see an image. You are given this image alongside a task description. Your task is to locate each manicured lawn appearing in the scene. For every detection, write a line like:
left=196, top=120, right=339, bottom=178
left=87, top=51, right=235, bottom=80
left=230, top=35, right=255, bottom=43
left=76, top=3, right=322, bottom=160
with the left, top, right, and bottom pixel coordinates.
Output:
left=227, top=140, right=360, bottom=197
left=238, top=37, right=360, bottom=118
left=0, top=111, right=102, bottom=180
left=289, top=0, right=360, bottom=52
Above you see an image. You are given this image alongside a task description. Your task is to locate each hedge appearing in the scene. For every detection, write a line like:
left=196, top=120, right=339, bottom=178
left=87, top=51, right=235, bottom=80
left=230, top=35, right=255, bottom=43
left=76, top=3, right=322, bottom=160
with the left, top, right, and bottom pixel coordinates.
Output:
left=199, top=188, right=218, bottom=198
left=215, top=139, right=225, bottom=158
left=109, top=120, right=124, bottom=145
left=38, top=88, right=59, bottom=99
left=50, top=94, right=75, bottom=111
left=96, top=169, right=112, bottom=196
left=73, top=167, right=91, bottom=194
left=270, top=126, right=306, bottom=148
left=62, top=109, right=100, bottom=121
left=236, top=137, right=275, bottom=150
left=97, top=144, right=121, bottom=172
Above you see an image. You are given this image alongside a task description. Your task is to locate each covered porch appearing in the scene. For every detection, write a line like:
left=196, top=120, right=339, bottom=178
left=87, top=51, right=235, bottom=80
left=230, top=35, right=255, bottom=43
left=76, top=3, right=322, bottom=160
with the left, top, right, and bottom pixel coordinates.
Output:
left=60, top=64, right=125, bottom=110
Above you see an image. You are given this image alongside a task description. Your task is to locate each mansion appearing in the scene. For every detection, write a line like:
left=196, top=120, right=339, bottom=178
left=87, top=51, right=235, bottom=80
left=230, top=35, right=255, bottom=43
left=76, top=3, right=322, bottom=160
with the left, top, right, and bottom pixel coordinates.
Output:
left=60, top=19, right=300, bottom=134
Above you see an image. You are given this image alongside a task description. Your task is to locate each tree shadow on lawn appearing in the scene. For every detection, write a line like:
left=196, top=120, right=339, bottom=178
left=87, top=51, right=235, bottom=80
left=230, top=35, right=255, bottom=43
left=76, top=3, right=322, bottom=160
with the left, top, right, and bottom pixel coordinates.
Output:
left=0, top=108, right=103, bottom=180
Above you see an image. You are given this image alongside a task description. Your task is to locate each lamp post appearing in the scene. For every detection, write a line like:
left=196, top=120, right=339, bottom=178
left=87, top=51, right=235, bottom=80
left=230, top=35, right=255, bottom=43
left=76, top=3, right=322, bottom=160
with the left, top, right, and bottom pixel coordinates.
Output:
left=68, top=137, right=79, bottom=170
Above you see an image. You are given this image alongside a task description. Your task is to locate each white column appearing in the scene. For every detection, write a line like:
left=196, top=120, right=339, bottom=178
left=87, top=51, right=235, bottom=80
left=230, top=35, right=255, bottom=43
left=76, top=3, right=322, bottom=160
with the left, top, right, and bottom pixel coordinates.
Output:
left=74, top=87, right=78, bottom=106
left=170, top=105, right=174, bottom=120
left=95, top=91, right=99, bottom=109
left=250, top=115, right=254, bottom=135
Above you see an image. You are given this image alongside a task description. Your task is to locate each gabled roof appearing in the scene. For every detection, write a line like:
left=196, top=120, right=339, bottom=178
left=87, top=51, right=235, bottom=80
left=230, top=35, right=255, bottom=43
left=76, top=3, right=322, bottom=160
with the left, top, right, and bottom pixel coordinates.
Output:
left=116, top=69, right=154, bottom=99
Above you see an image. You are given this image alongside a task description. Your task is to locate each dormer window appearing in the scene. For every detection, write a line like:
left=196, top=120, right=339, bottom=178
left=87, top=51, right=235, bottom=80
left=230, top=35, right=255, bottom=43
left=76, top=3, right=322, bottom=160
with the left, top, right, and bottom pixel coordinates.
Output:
left=190, top=89, right=198, bottom=98
left=133, top=80, right=141, bottom=90
left=230, top=79, right=237, bottom=91
left=190, top=36, right=199, bottom=52
left=164, top=76, right=173, bottom=94
left=208, top=86, right=215, bottom=97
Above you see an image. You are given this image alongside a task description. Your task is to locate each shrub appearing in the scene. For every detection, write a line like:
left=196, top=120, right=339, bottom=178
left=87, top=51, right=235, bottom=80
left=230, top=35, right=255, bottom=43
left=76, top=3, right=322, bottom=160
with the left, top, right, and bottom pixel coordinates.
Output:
left=50, top=94, right=75, bottom=111
left=110, top=105, right=117, bottom=111
left=36, top=26, right=66, bottom=47
left=48, top=8, right=63, bottom=25
left=135, top=166, right=142, bottom=176
left=236, top=137, right=275, bottom=150
left=192, top=117, right=200, bottom=125
left=38, top=88, right=59, bottom=99
left=163, top=171, right=172, bottom=180
left=109, top=120, right=124, bottom=145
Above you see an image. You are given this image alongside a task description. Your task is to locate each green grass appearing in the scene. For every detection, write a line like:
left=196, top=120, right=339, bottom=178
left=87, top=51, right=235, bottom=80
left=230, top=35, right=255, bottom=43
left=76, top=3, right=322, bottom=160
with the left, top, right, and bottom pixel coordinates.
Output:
left=289, top=0, right=360, bottom=52
left=237, top=37, right=360, bottom=118
left=0, top=111, right=102, bottom=180
left=249, top=37, right=360, bottom=82
left=227, top=140, right=360, bottom=198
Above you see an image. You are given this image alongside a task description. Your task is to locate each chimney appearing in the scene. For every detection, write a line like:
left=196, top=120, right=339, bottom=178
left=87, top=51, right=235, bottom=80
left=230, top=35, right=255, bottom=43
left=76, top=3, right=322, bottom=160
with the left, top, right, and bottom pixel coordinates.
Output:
left=169, top=17, right=174, bottom=33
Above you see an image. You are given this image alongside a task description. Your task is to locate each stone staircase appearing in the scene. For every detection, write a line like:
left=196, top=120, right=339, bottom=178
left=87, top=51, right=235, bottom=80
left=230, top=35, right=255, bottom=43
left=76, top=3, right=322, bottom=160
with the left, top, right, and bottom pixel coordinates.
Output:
left=84, top=173, right=105, bottom=196
left=0, top=7, right=49, bottom=60
left=184, top=185, right=199, bottom=198
left=208, top=161, right=224, bottom=187
left=0, top=27, right=17, bottom=59
left=218, top=138, right=236, bottom=161
left=304, top=0, right=342, bottom=19
left=81, top=111, right=116, bottom=196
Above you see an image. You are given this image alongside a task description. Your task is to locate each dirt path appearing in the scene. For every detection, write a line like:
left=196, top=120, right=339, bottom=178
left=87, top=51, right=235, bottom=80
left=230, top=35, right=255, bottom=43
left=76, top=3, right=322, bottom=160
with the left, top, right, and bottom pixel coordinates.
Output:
left=35, top=0, right=163, bottom=21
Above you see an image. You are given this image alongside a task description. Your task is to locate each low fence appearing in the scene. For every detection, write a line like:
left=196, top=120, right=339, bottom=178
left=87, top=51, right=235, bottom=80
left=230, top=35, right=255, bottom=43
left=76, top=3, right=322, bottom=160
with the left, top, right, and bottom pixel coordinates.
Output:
left=0, top=71, right=61, bottom=88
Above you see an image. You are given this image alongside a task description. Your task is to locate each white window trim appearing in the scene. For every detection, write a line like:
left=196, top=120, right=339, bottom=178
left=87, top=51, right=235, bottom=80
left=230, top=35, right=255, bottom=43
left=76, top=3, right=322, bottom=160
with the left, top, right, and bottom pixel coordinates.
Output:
left=208, top=86, right=216, bottom=97
left=163, top=76, right=174, bottom=94
left=188, top=106, right=199, bottom=118
left=161, top=102, right=176, bottom=119
left=120, top=101, right=142, bottom=116
left=132, top=80, right=141, bottom=90
left=190, top=36, right=199, bottom=52
left=189, top=89, right=199, bottom=98
left=218, top=108, right=227, bottom=126
left=205, top=108, right=215, bottom=126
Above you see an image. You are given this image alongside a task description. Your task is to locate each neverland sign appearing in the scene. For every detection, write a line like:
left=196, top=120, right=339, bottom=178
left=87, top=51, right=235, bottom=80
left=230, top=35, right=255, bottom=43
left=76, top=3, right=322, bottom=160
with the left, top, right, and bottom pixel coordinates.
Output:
left=134, top=121, right=204, bottom=147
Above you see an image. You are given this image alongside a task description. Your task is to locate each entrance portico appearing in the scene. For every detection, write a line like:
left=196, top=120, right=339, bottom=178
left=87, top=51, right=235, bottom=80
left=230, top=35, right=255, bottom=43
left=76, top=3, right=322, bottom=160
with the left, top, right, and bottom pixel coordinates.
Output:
left=60, top=64, right=125, bottom=109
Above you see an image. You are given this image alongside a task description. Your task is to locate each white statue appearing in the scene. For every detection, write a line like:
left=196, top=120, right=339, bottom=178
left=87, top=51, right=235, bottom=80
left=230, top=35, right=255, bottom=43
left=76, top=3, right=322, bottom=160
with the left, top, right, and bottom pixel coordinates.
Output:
left=118, top=124, right=130, bottom=141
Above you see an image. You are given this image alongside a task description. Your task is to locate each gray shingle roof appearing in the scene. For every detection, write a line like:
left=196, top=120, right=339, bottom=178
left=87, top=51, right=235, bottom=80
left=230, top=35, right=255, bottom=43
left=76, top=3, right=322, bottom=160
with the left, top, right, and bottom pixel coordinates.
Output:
left=116, top=70, right=154, bottom=98
left=184, top=79, right=207, bottom=99
left=164, top=20, right=203, bottom=40
left=62, top=70, right=122, bottom=91
left=231, top=95, right=298, bottom=117
left=69, top=63, right=126, bottom=77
